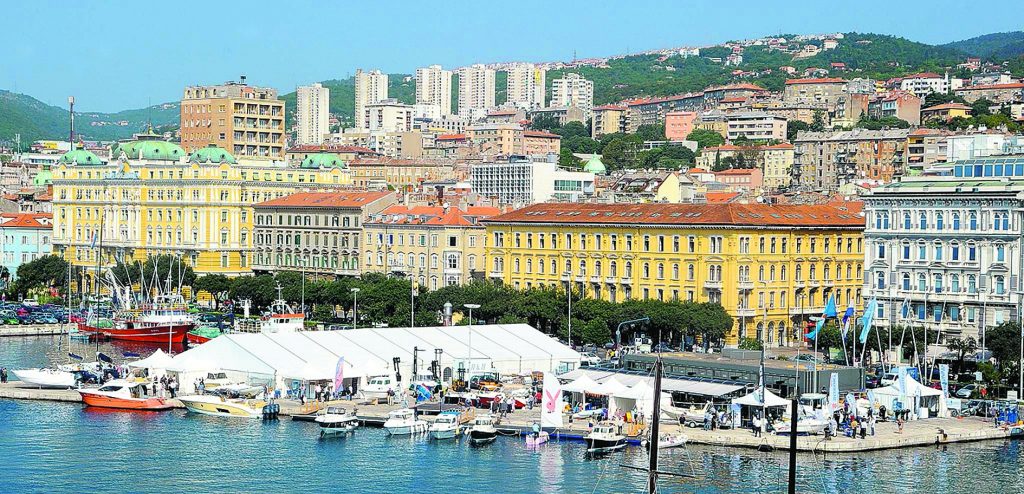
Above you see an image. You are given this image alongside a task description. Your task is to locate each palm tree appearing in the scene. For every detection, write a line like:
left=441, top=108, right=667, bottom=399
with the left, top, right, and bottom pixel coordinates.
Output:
left=946, top=336, right=978, bottom=375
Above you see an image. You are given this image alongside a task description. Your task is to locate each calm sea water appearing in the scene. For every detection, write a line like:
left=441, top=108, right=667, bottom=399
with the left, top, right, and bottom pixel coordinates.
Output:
left=2, top=336, right=1023, bottom=493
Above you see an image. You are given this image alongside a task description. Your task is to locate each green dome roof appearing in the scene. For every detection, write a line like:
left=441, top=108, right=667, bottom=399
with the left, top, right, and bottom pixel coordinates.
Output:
left=582, top=155, right=607, bottom=175
left=189, top=145, right=236, bottom=164
left=300, top=153, right=346, bottom=169
left=33, top=169, right=53, bottom=186
left=57, top=149, right=104, bottom=166
left=112, top=140, right=185, bottom=161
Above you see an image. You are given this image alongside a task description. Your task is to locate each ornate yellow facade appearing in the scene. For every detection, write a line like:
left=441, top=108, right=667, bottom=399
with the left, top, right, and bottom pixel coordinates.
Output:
left=51, top=140, right=352, bottom=284
left=483, top=203, right=865, bottom=347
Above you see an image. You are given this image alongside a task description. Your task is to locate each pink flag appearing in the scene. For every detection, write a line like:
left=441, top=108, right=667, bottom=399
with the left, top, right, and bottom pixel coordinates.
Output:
left=334, top=357, right=345, bottom=391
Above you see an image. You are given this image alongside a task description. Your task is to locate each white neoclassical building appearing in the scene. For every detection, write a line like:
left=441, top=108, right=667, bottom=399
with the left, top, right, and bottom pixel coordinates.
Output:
left=862, top=157, right=1024, bottom=344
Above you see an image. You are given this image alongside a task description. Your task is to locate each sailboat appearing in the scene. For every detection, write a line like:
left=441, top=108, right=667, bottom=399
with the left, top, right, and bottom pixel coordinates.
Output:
left=527, top=371, right=563, bottom=447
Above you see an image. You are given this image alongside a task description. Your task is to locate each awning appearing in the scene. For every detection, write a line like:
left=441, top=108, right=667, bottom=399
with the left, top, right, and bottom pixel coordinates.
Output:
left=127, top=349, right=174, bottom=370
left=562, top=374, right=600, bottom=393
left=732, top=387, right=790, bottom=407
left=559, top=369, right=745, bottom=398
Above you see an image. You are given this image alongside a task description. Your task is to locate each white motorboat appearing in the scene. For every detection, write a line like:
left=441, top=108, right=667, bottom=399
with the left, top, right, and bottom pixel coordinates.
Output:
left=773, top=416, right=828, bottom=435
left=383, top=408, right=427, bottom=435
left=468, top=414, right=498, bottom=445
left=428, top=412, right=461, bottom=440
left=178, top=394, right=268, bottom=418
left=363, top=375, right=398, bottom=401
left=642, top=433, right=688, bottom=450
left=315, top=406, right=359, bottom=436
left=11, top=368, right=80, bottom=389
left=584, top=423, right=626, bottom=453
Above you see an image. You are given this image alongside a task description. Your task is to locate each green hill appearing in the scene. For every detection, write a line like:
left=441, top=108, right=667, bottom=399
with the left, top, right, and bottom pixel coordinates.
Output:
left=943, top=31, right=1024, bottom=60
left=0, top=90, right=178, bottom=144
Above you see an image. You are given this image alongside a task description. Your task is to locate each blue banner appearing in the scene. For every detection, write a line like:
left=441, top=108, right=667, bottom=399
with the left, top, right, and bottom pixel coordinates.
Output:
left=939, top=364, right=949, bottom=398
left=859, top=298, right=878, bottom=344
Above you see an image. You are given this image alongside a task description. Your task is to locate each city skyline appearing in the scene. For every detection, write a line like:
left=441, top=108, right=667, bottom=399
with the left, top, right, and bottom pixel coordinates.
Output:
left=3, top=0, right=1022, bottom=111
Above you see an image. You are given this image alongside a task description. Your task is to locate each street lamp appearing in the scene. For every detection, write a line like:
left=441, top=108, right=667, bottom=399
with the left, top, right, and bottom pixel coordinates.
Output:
left=564, top=271, right=572, bottom=349
left=465, top=303, right=480, bottom=374
left=351, top=287, right=360, bottom=330
left=410, top=269, right=422, bottom=329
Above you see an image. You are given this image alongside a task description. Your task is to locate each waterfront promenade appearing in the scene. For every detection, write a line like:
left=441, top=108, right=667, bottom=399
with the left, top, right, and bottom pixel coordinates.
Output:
left=0, top=324, right=66, bottom=337
left=0, top=381, right=1012, bottom=452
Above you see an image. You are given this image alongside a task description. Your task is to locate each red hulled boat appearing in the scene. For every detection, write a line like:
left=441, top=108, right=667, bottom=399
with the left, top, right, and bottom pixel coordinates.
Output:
left=78, top=379, right=174, bottom=411
left=79, top=293, right=194, bottom=344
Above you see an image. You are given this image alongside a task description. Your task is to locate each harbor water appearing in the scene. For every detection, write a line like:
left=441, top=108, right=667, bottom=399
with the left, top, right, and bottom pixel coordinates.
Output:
left=2, top=336, right=1023, bottom=493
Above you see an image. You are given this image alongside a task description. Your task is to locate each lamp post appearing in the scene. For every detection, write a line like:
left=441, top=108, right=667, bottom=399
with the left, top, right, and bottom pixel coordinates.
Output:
left=465, top=303, right=480, bottom=374
left=299, top=257, right=305, bottom=316
left=351, top=287, right=360, bottom=330
left=410, top=269, right=421, bottom=329
left=564, top=271, right=572, bottom=350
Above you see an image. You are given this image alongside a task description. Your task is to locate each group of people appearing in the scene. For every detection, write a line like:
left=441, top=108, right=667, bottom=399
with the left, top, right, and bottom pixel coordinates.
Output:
left=152, top=375, right=179, bottom=398
left=489, top=395, right=518, bottom=417
left=824, top=408, right=879, bottom=440
left=702, top=408, right=730, bottom=430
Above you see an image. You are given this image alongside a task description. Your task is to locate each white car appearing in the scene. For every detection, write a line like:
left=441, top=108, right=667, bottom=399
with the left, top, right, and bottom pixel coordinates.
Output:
left=580, top=352, right=601, bottom=367
left=956, top=384, right=978, bottom=399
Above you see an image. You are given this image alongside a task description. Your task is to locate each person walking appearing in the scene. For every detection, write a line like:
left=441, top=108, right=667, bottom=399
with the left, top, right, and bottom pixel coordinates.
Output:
left=752, top=414, right=762, bottom=437
left=869, top=414, right=876, bottom=436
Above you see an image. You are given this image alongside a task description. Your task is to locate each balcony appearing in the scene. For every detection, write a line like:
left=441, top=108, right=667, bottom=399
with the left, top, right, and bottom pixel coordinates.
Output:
left=704, top=279, right=723, bottom=290
left=620, top=277, right=633, bottom=285
left=560, top=273, right=571, bottom=282
left=590, top=275, right=602, bottom=283
left=735, top=308, right=756, bottom=318
left=488, top=271, right=502, bottom=278
left=605, top=276, right=617, bottom=284
left=738, top=279, right=754, bottom=290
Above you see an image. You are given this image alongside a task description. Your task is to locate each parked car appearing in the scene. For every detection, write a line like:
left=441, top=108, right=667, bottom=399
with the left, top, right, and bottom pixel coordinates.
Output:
left=956, top=384, right=979, bottom=399
left=579, top=352, right=601, bottom=367
left=652, top=343, right=675, bottom=353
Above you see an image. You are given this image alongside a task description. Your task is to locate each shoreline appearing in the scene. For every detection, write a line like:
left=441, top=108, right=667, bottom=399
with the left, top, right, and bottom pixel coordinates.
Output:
left=1, top=381, right=1014, bottom=453
left=0, top=325, right=67, bottom=337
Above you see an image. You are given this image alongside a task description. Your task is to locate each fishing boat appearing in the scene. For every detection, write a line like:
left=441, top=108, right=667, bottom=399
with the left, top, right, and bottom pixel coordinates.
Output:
left=315, top=406, right=359, bottom=436
left=584, top=422, right=626, bottom=453
left=178, top=394, right=268, bottom=418
left=186, top=325, right=222, bottom=345
left=468, top=414, right=498, bottom=445
left=428, top=412, right=461, bottom=440
left=260, top=286, right=304, bottom=333
left=383, top=408, right=427, bottom=435
left=79, top=293, right=194, bottom=344
left=78, top=379, right=173, bottom=411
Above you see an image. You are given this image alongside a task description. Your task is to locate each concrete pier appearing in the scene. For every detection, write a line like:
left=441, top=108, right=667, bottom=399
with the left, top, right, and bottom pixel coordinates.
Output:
left=0, top=325, right=67, bottom=337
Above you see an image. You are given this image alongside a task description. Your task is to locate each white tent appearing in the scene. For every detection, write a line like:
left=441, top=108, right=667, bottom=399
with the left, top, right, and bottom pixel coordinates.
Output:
left=562, top=374, right=600, bottom=394
left=610, top=380, right=655, bottom=416
left=593, top=376, right=629, bottom=396
left=872, top=376, right=943, bottom=419
left=165, top=324, right=580, bottom=392
left=128, top=349, right=174, bottom=370
left=732, top=387, right=790, bottom=408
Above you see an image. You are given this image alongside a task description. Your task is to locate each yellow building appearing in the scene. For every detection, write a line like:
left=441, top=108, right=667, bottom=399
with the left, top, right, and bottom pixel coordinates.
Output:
left=363, top=205, right=501, bottom=289
left=483, top=202, right=865, bottom=347
left=51, top=135, right=353, bottom=287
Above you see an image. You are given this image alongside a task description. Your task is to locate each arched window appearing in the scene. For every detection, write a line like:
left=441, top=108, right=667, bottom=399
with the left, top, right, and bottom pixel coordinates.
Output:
left=526, top=259, right=532, bottom=273
left=642, top=263, right=650, bottom=278
left=902, top=273, right=911, bottom=290
left=781, top=265, right=787, bottom=281
left=672, top=264, right=679, bottom=279
left=917, top=273, right=926, bottom=291
left=657, top=263, right=664, bottom=279
left=903, top=212, right=912, bottom=229
left=579, top=260, right=587, bottom=276
left=968, top=274, right=977, bottom=293
left=565, top=259, right=572, bottom=274
left=609, top=261, right=617, bottom=277
left=952, top=212, right=961, bottom=230
left=687, top=264, right=695, bottom=280
left=594, top=260, right=602, bottom=276
left=769, top=265, right=776, bottom=281
left=933, top=273, right=943, bottom=293
left=969, top=212, right=978, bottom=230
left=951, top=274, right=960, bottom=292
left=936, top=212, right=944, bottom=230
left=919, top=212, right=927, bottom=229
left=758, top=265, right=765, bottom=281
left=795, top=265, right=802, bottom=281
left=625, top=261, right=633, bottom=277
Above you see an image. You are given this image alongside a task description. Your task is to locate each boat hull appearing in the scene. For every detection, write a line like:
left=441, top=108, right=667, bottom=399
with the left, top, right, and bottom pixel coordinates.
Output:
left=469, top=429, right=497, bottom=444
left=79, top=391, right=173, bottom=411
left=11, top=369, right=77, bottom=388
left=319, top=421, right=358, bottom=436
left=186, top=332, right=212, bottom=344
left=525, top=431, right=550, bottom=447
left=585, top=437, right=625, bottom=453
left=384, top=422, right=427, bottom=436
left=429, top=428, right=459, bottom=440
left=81, top=322, right=193, bottom=343
left=179, top=397, right=264, bottom=418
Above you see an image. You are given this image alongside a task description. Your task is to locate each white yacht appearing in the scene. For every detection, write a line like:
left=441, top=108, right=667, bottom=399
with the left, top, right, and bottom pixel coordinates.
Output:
left=468, top=414, right=498, bottom=445
left=362, top=374, right=398, bottom=400
left=584, top=422, right=626, bottom=453
left=315, top=406, right=359, bottom=436
left=428, top=412, right=461, bottom=440
left=383, top=408, right=427, bottom=435
left=178, top=394, right=268, bottom=418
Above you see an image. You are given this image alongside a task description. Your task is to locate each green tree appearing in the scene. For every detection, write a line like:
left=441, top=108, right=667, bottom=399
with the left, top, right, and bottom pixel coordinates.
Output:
left=787, top=120, right=809, bottom=141
left=685, top=128, right=725, bottom=149
left=194, top=274, right=232, bottom=307
left=635, top=124, right=666, bottom=141
left=970, top=98, right=995, bottom=116
left=11, top=255, right=71, bottom=298
left=555, top=121, right=590, bottom=140
left=530, top=114, right=561, bottom=132
left=945, top=336, right=978, bottom=375
left=810, top=110, right=826, bottom=132
left=738, top=338, right=764, bottom=351
left=558, top=148, right=580, bottom=168
left=986, top=322, right=1020, bottom=371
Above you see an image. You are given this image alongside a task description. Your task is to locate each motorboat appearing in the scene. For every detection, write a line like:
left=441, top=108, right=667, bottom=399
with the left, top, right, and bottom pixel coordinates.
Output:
left=315, top=406, right=359, bottom=436
left=259, top=286, right=304, bottom=333
left=178, top=394, right=268, bottom=418
left=584, top=423, right=626, bottom=453
left=186, top=325, right=222, bottom=345
left=383, top=408, right=427, bottom=435
left=78, top=379, right=173, bottom=411
left=11, top=361, right=100, bottom=389
left=641, top=433, right=688, bottom=451
left=468, top=414, right=498, bottom=445
left=428, top=412, right=461, bottom=440
left=362, top=375, right=398, bottom=401
left=773, top=416, right=828, bottom=435
left=525, top=430, right=550, bottom=447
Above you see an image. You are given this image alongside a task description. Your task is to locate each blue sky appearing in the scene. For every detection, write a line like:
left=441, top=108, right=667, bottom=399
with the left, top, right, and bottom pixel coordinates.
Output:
left=3, top=0, right=1021, bottom=111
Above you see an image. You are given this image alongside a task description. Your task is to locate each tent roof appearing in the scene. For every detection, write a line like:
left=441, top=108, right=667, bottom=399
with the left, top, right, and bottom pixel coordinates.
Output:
left=614, top=380, right=654, bottom=400
left=732, top=387, right=790, bottom=407
left=127, top=349, right=174, bottom=369
left=593, top=377, right=630, bottom=396
left=558, top=369, right=745, bottom=398
left=562, top=374, right=600, bottom=393
left=873, top=376, right=943, bottom=397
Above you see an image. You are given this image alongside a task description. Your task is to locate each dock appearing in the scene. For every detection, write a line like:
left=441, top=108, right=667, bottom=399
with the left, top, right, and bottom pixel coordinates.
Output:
left=0, top=325, right=67, bottom=337
left=1, top=382, right=1016, bottom=451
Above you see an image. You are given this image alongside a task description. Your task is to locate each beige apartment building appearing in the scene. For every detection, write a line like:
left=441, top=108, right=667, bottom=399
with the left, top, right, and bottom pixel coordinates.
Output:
left=415, top=65, right=453, bottom=116
left=591, top=106, right=629, bottom=139
left=347, top=158, right=457, bottom=190
left=354, top=69, right=389, bottom=130
left=180, top=81, right=285, bottom=160
left=362, top=204, right=501, bottom=288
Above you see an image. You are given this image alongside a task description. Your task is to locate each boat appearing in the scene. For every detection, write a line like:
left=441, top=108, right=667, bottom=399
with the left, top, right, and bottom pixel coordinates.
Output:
left=11, top=368, right=81, bottom=389
left=641, top=433, right=688, bottom=450
left=259, top=285, right=304, bottom=333
left=362, top=374, right=398, bottom=401
left=428, top=412, right=461, bottom=440
left=383, top=408, right=427, bottom=435
left=186, top=325, right=222, bottom=345
left=78, top=379, right=173, bottom=411
left=315, top=406, right=359, bottom=436
left=79, top=293, right=194, bottom=344
left=525, top=431, right=550, bottom=447
left=178, top=394, right=269, bottom=418
left=773, top=416, right=828, bottom=435
left=468, top=414, right=499, bottom=445
left=584, top=422, right=626, bottom=453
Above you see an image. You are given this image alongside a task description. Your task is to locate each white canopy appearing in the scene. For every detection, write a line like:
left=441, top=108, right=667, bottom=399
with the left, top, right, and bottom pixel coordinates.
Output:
left=562, top=374, right=600, bottom=394
left=614, top=380, right=654, bottom=400
left=127, top=349, right=174, bottom=370
left=873, top=376, right=942, bottom=398
left=732, top=387, right=790, bottom=408
left=593, top=376, right=629, bottom=396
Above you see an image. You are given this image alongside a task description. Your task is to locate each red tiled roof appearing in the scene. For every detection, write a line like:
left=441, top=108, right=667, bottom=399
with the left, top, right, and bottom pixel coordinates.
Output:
left=436, top=134, right=468, bottom=141
left=255, top=191, right=392, bottom=209
left=593, top=105, right=628, bottom=111
left=687, top=167, right=710, bottom=173
left=705, top=192, right=741, bottom=203
left=957, top=82, right=1024, bottom=91
left=720, top=97, right=748, bottom=103
left=785, top=78, right=847, bottom=85
left=483, top=203, right=864, bottom=228
left=286, top=144, right=379, bottom=154
left=0, top=213, right=50, bottom=229
left=922, top=102, right=971, bottom=111
left=715, top=168, right=758, bottom=176
left=488, top=110, right=518, bottom=116
left=707, top=83, right=767, bottom=92
left=523, top=130, right=561, bottom=139
left=766, top=143, right=794, bottom=149
left=369, top=205, right=501, bottom=226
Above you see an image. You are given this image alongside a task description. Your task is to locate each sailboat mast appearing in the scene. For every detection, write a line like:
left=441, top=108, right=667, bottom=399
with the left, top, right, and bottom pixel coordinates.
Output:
left=647, top=358, right=663, bottom=494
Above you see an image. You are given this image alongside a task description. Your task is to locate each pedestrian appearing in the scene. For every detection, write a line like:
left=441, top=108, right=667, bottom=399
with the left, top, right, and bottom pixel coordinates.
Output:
left=752, top=415, right=762, bottom=437
left=1, top=367, right=7, bottom=383
left=896, top=417, right=904, bottom=434
left=703, top=411, right=711, bottom=431
left=869, top=414, right=876, bottom=436
left=879, top=405, right=887, bottom=422
left=169, top=378, right=177, bottom=398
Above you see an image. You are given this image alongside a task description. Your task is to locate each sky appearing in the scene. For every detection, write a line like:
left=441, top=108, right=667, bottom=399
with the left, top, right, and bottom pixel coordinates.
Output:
left=3, top=0, right=1021, bottom=112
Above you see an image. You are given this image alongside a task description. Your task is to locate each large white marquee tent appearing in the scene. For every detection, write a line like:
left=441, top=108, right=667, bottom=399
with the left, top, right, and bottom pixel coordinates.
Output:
left=160, top=324, right=579, bottom=391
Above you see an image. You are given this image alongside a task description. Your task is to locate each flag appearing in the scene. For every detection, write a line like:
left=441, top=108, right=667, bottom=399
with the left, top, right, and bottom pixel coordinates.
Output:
left=540, top=372, right=564, bottom=428
left=859, top=298, right=878, bottom=344
left=845, top=392, right=857, bottom=417
left=841, top=305, right=855, bottom=339
left=828, top=373, right=839, bottom=407
left=805, top=317, right=825, bottom=340
left=415, top=383, right=432, bottom=402
left=900, top=299, right=910, bottom=319
left=823, top=294, right=838, bottom=318
left=333, top=357, right=345, bottom=391
left=939, top=363, right=949, bottom=398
